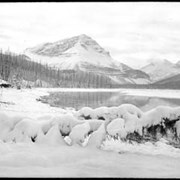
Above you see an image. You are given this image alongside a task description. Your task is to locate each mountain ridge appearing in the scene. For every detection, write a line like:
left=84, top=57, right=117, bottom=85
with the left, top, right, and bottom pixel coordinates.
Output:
left=141, top=59, right=180, bottom=82
left=24, top=34, right=151, bottom=85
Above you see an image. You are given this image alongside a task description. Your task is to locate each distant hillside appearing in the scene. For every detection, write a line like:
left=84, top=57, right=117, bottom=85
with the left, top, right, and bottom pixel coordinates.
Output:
left=152, top=74, right=180, bottom=89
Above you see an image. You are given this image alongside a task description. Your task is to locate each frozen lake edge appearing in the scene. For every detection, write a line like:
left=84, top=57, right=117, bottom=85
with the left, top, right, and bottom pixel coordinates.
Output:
left=0, top=87, right=180, bottom=177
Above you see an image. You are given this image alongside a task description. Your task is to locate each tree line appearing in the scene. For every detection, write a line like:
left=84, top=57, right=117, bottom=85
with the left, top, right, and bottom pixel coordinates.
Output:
left=0, top=49, right=115, bottom=88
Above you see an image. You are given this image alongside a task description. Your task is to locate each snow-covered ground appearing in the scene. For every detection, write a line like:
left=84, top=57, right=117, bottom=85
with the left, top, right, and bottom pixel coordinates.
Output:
left=0, top=88, right=69, bottom=118
left=0, top=142, right=180, bottom=178
left=0, top=87, right=180, bottom=177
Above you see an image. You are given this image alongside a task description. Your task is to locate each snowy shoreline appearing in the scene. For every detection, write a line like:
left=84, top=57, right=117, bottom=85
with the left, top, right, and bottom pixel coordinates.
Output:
left=1, top=87, right=180, bottom=117
left=1, top=87, right=180, bottom=177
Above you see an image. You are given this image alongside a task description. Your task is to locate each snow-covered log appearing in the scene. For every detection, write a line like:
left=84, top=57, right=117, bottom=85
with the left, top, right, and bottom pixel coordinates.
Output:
left=50, top=113, right=85, bottom=136
left=5, top=118, right=41, bottom=143
left=69, top=119, right=104, bottom=146
left=106, top=118, right=127, bottom=139
left=36, top=124, right=67, bottom=146
left=69, top=122, right=90, bottom=145
left=87, top=122, right=106, bottom=149
left=1, top=104, right=180, bottom=148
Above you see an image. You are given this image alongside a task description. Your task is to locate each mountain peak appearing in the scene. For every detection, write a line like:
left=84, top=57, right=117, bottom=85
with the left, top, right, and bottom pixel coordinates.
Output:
left=77, top=34, right=90, bottom=39
left=25, top=34, right=110, bottom=57
left=23, top=34, right=151, bottom=84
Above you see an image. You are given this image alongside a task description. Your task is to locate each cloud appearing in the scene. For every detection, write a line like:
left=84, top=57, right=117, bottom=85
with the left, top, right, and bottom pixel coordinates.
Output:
left=0, top=34, right=11, bottom=40
left=0, top=2, right=180, bottom=68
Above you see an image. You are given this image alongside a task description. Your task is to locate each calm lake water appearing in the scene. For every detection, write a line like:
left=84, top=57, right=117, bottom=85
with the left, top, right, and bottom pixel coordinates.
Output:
left=39, top=90, right=180, bottom=111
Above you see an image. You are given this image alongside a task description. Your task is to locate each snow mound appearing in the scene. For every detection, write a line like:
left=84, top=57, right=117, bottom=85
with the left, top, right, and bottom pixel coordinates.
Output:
left=69, top=119, right=104, bottom=146
left=107, top=118, right=127, bottom=138
left=0, top=112, right=25, bottom=141
left=1, top=104, right=180, bottom=151
left=36, top=124, right=67, bottom=146
left=50, top=113, right=85, bottom=136
left=77, top=104, right=180, bottom=148
left=69, top=122, right=91, bottom=145
left=87, top=123, right=106, bottom=149
left=77, top=104, right=143, bottom=122
left=142, top=106, right=180, bottom=127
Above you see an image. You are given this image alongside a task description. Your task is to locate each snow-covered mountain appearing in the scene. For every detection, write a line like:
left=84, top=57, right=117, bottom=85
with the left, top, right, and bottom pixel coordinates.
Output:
left=141, top=59, right=180, bottom=82
left=25, top=34, right=115, bottom=70
left=24, top=34, right=150, bottom=84
left=153, top=73, right=180, bottom=89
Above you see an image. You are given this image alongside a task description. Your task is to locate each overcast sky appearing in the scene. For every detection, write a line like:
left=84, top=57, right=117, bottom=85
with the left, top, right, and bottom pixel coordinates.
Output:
left=1, top=2, right=180, bottom=68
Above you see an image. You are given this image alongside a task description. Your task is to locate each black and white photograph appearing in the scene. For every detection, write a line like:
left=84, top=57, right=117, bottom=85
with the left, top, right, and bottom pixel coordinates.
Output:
left=0, top=1, right=180, bottom=177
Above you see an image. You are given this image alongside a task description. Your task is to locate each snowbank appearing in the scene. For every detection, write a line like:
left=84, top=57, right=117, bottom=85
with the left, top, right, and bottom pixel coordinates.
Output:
left=1, top=99, right=180, bottom=177
left=50, top=113, right=85, bottom=136
left=75, top=104, right=180, bottom=148
left=69, top=122, right=91, bottom=145
left=0, top=113, right=88, bottom=144
left=69, top=119, right=104, bottom=146
left=0, top=88, right=68, bottom=118
left=106, top=118, right=127, bottom=138
left=87, top=123, right=106, bottom=148
left=2, top=88, right=180, bottom=177
left=1, top=102, right=180, bottom=150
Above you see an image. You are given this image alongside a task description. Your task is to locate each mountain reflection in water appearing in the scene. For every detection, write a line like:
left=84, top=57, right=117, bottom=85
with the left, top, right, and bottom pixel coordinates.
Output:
left=39, top=91, right=180, bottom=111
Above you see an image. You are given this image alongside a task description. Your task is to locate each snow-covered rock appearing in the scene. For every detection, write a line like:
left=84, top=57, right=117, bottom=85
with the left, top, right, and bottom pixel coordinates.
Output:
left=69, top=122, right=91, bottom=145
left=1, top=102, right=180, bottom=148
left=69, top=119, right=104, bottom=146
left=107, top=118, right=127, bottom=138
left=142, top=106, right=180, bottom=127
left=77, top=104, right=143, bottom=122
left=88, top=119, right=104, bottom=132
left=36, top=124, right=67, bottom=146
left=5, top=117, right=40, bottom=143
left=0, top=112, right=25, bottom=141
left=50, top=113, right=84, bottom=136
left=87, top=123, right=106, bottom=149
left=76, top=107, right=95, bottom=119
left=78, top=104, right=180, bottom=146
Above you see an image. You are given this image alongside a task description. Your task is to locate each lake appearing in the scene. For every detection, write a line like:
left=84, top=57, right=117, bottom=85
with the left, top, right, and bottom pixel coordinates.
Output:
left=39, top=89, right=180, bottom=111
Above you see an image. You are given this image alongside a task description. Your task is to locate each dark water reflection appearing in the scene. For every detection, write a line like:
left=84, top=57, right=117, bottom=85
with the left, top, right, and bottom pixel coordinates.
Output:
left=40, top=91, right=180, bottom=111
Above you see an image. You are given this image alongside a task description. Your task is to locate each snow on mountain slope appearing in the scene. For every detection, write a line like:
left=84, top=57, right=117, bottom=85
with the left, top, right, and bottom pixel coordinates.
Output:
left=24, top=34, right=150, bottom=84
left=24, top=34, right=116, bottom=70
left=141, top=59, right=180, bottom=82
